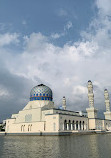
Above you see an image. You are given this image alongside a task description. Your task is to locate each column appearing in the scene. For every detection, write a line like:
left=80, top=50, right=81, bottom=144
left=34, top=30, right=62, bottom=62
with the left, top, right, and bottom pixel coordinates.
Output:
left=71, top=124, right=73, bottom=130
left=67, top=123, right=69, bottom=130
left=86, top=124, right=87, bottom=130
left=81, top=123, right=83, bottom=130
left=78, top=123, right=80, bottom=130
left=84, top=124, right=86, bottom=130
left=75, top=123, right=76, bottom=130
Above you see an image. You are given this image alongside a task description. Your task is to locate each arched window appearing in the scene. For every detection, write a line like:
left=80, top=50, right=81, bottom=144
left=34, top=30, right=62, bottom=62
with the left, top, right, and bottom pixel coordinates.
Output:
left=69, top=120, right=71, bottom=130
left=76, top=121, right=78, bottom=130
left=64, top=120, right=67, bottom=130
left=28, top=125, right=30, bottom=131
left=83, top=121, right=85, bottom=130
left=72, top=120, right=75, bottom=130
left=106, top=123, right=108, bottom=131
left=30, top=124, right=32, bottom=131
left=21, top=125, right=23, bottom=132
left=23, top=125, right=25, bottom=132
left=44, top=122, right=46, bottom=131
left=80, top=121, right=81, bottom=130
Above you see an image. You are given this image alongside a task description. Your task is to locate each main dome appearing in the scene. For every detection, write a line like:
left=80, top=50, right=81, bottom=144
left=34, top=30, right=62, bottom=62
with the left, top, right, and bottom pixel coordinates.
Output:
left=30, top=84, right=53, bottom=101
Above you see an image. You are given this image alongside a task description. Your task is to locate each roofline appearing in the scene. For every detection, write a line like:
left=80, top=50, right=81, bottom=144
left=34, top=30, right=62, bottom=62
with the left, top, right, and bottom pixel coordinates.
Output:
left=42, top=108, right=79, bottom=113
left=45, top=113, right=88, bottom=118
left=89, top=118, right=111, bottom=121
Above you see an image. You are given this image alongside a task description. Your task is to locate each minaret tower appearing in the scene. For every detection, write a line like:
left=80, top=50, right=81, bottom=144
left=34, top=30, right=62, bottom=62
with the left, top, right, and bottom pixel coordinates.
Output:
left=88, top=80, right=94, bottom=108
left=104, top=89, right=110, bottom=112
left=104, top=89, right=111, bottom=120
left=86, top=80, right=98, bottom=119
left=62, top=96, right=66, bottom=110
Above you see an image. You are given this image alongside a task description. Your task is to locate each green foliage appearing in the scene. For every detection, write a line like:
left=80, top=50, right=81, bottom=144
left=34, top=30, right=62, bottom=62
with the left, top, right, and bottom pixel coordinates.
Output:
left=0, top=125, right=2, bottom=131
left=0, top=124, right=5, bottom=131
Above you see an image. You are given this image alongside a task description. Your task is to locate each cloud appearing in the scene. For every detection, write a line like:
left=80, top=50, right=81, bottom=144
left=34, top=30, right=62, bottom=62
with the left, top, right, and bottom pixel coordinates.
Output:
left=96, top=0, right=111, bottom=15
left=0, top=33, right=19, bottom=47
left=51, top=21, right=73, bottom=39
left=1, top=0, right=111, bottom=120
left=64, top=21, right=73, bottom=31
left=57, top=8, right=68, bottom=17
left=0, top=27, right=109, bottom=120
left=51, top=33, right=65, bottom=39
left=73, top=86, right=87, bottom=95
left=0, top=85, right=9, bottom=97
left=0, top=66, right=32, bottom=121
left=23, top=32, right=48, bottom=53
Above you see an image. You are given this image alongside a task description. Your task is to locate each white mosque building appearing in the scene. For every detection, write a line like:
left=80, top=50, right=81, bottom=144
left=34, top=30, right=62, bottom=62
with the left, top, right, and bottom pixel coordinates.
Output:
left=5, top=80, right=111, bottom=135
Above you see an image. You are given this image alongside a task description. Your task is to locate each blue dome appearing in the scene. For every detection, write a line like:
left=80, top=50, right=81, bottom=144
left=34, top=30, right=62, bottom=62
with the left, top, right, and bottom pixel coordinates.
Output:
left=30, top=84, right=53, bottom=101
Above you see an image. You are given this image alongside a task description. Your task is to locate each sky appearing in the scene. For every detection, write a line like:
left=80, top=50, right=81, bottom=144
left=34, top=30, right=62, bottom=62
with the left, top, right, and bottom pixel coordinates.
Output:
left=0, top=0, right=111, bottom=121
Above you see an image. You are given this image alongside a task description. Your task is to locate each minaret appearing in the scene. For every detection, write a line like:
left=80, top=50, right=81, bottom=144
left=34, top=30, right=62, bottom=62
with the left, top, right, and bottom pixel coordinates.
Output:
left=104, top=89, right=110, bottom=112
left=86, top=80, right=98, bottom=119
left=88, top=80, right=94, bottom=108
left=104, top=89, right=111, bottom=120
left=62, top=96, right=66, bottom=110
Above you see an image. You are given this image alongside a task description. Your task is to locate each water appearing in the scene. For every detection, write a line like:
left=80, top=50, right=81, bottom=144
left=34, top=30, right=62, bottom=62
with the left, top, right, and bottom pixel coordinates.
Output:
left=0, top=134, right=111, bottom=158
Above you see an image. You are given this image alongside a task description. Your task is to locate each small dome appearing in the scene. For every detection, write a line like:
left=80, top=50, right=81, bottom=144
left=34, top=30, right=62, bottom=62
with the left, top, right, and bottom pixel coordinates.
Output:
left=88, top=80, right=91, bottom=82
left=30, top=84, right=53, bottom=101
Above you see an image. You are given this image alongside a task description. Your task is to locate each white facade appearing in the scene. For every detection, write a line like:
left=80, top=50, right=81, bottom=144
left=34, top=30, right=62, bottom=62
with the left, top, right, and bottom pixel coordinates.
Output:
left=5, top=82, right=111, bottom=135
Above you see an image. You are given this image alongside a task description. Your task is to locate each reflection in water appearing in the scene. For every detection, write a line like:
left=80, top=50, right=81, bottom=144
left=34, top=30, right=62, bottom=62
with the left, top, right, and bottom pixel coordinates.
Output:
left=87, top=135, right=100, bottom=158
left=0, top=134, right=111, bottom=158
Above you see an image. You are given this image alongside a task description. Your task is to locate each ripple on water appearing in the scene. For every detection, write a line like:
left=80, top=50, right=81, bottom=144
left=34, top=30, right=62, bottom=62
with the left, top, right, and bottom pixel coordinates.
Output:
left=0, top=134, right=111, bottom=158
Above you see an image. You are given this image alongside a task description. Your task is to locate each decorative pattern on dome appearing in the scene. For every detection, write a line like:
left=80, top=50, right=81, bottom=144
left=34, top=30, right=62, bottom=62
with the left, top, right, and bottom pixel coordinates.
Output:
left=30, top=84, right=53, bottom=101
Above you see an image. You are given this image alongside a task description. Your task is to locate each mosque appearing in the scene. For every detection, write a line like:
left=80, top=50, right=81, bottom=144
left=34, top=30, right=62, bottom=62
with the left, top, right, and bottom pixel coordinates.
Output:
left=5, top=80, right=111, bottom=135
